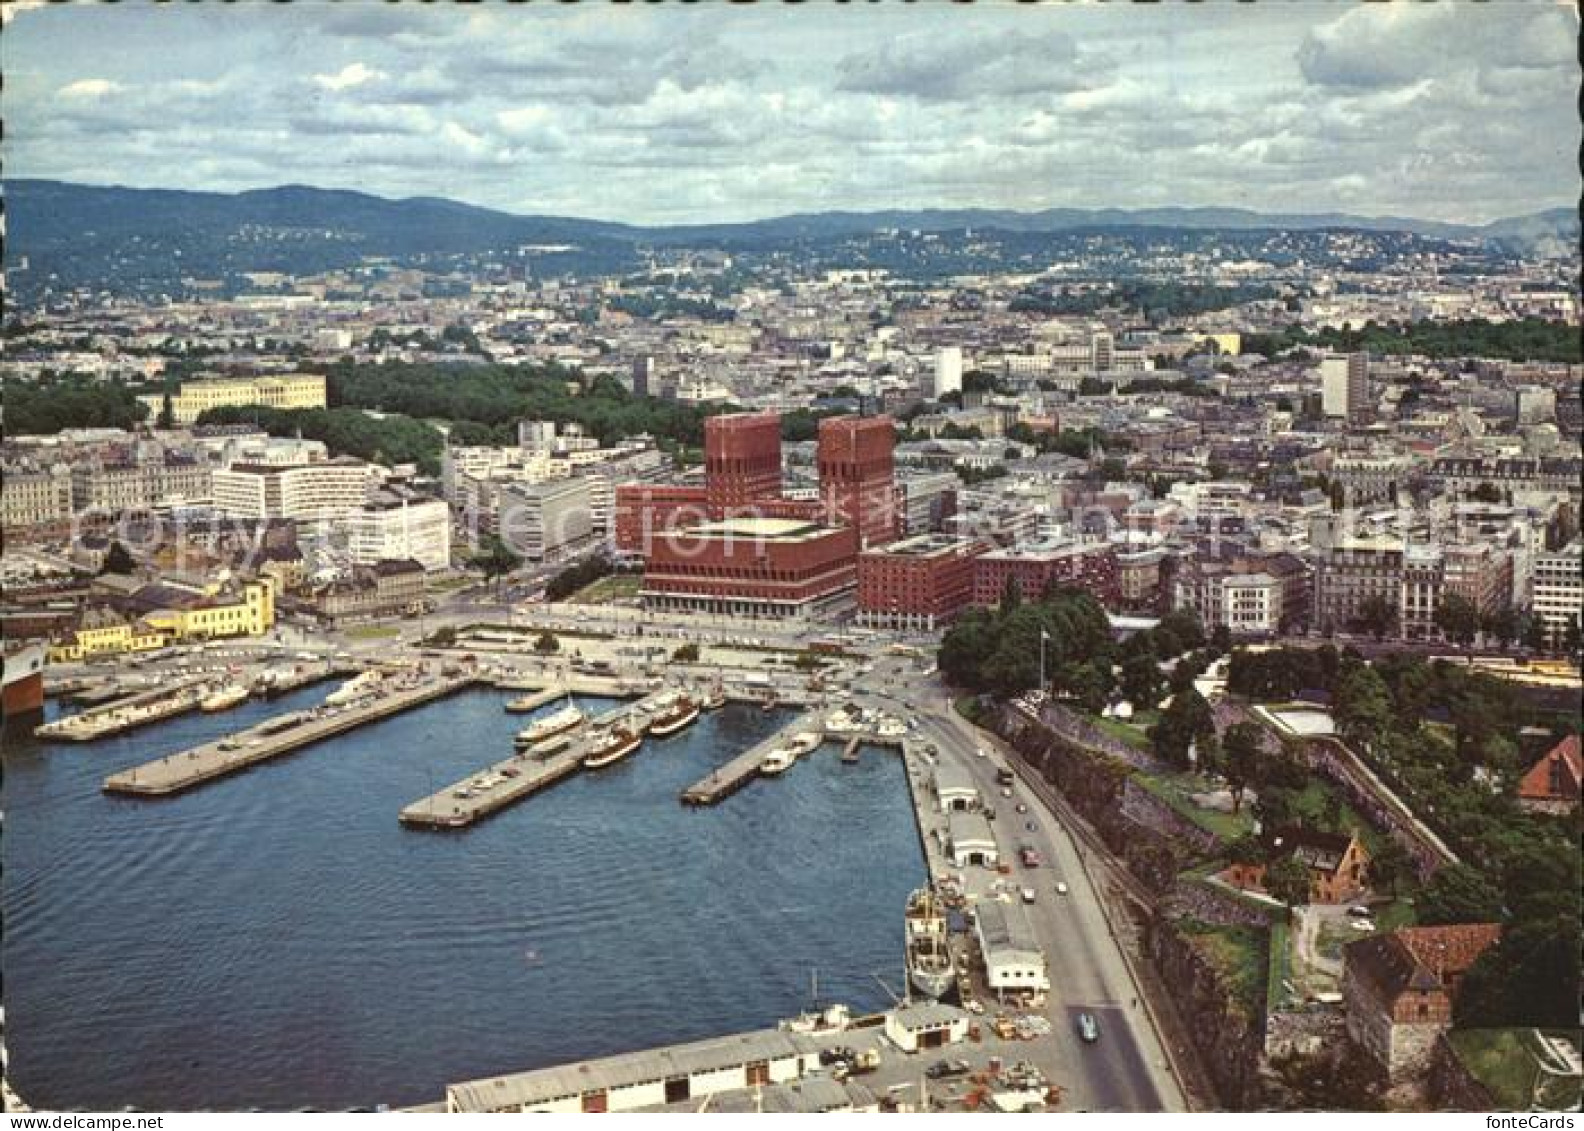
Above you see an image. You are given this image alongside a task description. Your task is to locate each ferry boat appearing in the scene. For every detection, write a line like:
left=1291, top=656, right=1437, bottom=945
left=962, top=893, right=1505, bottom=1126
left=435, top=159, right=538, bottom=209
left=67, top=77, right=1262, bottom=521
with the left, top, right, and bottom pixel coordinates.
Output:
left=515, top=697, right=585, bottom=747
left=2, top=642, right=46, bottom=719
left=200, top=684, right=249, bottom=713
left=582, top=726, right=641, bottom=770
left=759, top=747, right=797, bottom=776
left=646, top=694, right=699, bottom=738
left=905, top=888, right=955, bottom=1000
left=325, top=670, right=383, bottom=707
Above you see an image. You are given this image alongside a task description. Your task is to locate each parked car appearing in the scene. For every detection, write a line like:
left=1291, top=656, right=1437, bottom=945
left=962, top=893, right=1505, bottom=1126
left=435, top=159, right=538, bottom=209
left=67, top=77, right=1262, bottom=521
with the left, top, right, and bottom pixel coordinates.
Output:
left=925, top=1059, right=972, bottom=1080
left=1077, top=1013, right=1100, bottom=1043
left=1055, top=881, right=1069, bottom=896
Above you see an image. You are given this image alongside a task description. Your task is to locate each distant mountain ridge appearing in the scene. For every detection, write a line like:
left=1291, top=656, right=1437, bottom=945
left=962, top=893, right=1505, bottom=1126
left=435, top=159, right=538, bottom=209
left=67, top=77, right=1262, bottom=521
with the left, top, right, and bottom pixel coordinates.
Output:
left=3, top=179, right=1575, bottom=300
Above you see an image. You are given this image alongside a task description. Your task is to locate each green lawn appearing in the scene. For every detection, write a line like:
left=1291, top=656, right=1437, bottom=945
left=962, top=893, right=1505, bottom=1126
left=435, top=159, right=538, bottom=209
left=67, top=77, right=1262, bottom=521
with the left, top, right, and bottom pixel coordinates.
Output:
left=342, top=624, right=401, bottom=640
left=1132, top=769, right=1257, bottom=841
left=565, top=574, right=643, bottom=605
left=1178, top=919, right=1268, bottom=1018
left=1267, top=917, right=1294, bottom=1013
left=1089, top=712, right=1156, bottom=752
left=1447, top=1029, right=1583, bottom=1112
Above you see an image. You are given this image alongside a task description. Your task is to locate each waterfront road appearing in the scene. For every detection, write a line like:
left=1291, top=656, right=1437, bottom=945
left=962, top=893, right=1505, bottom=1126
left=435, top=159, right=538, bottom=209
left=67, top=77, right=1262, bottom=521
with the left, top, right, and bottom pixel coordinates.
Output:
left=853, top=654, right=1186, bottom=1112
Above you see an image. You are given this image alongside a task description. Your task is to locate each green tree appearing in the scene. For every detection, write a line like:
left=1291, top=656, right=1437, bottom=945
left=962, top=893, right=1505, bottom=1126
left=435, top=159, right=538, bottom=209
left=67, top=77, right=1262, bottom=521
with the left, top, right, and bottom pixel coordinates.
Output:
left=794, top=651, right=822, bottom=673
left=1333, top=664, right=1393, bottom=752
left=1221, top=722, right=1264, bottom=815
left=1056, top=659, right=1114, bottom=713
left=1434, top=593, right=1481, bottom=646
left=1265, top=855, right=1312, bottom=918
left=469, top=535, right=520, bottom=596
left=1366, top=838, right=1416, bottom=900
left=1149, top=688, right=1215, bottom=768
left=1120, top=653, right=1165, bottom=712
left=673, top=643, right=700, bottom=663
left=1456, top=916, right=1581, bottom=1029
left=533, top=631, right=560, bottom=655
left=1416, top=863, right=1505, bottom=925
left=1354, top=594, right=1397, bottom=641
left=1468, top=481, right=1504, bottom=504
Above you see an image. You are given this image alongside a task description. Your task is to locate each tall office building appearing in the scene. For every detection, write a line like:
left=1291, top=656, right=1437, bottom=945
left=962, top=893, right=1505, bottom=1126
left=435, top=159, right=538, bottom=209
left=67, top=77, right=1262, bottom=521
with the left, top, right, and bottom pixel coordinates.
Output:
left=1320, top=353, right=1370, bottom=424
left=704, top=412, right=783, bottom=512
left=817, top=415, right=897, bottom=549
left=934, top=347, right=963, bottom=399
left=632, top=356, right=655, bottom=399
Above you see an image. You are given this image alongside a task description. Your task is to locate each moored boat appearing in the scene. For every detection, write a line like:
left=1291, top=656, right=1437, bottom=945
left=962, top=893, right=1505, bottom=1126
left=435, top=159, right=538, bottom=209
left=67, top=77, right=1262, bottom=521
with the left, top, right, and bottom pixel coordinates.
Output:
left=583, top=726, right=641, bottom=770
left=515, top=697, right=585, bottom=747
left=759, top=747, right=796, bottom=776
left=646, top=694, right=699, bottom=738
left=2, top=642, right=47, bottom=719
left=905, top=887, right=955, bottom=1000
left=786, top=731, right=822, bottom=756
left=200, top=684, right=249, bottom=713
left=325, top=670, right=382, bottom=706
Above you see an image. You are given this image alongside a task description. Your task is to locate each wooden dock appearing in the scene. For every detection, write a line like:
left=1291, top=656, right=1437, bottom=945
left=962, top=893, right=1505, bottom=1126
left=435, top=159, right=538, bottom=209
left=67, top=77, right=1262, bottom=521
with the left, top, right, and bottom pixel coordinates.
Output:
left=36, top=677, right=213, bottom=742
left=102, top=672, right=479, bottom=797
left=678, top=712, right=823, bottom=806
left=399, top=689, right=673, bottom=830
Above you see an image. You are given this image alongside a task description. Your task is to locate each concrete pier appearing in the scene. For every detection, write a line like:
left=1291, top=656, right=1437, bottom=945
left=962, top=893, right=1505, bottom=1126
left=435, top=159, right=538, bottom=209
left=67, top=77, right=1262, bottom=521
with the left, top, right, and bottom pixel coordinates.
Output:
left=399, top=689, right=672, bottom=830
left=678, top=712, right=822, bottom=806
left=501, top=686, right=562, bottom=713
left=35, top=678, right=213, bottom=742
left=102, top=672, right=479, bottom=797
left=255, top=661, right=350, bottom=699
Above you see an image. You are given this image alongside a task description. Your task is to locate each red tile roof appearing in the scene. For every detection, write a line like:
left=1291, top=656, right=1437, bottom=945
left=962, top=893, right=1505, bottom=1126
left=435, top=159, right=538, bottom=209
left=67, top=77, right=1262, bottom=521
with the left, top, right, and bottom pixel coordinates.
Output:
left=1518, top=735, right=1582, bottom=803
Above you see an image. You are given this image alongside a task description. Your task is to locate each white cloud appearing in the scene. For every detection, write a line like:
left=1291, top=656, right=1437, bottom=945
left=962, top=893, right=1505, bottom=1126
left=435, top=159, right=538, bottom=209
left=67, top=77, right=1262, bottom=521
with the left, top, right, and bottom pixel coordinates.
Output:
left=59, top=78, right=121, bottom=99
left=312, top=62, right=384, bottom=92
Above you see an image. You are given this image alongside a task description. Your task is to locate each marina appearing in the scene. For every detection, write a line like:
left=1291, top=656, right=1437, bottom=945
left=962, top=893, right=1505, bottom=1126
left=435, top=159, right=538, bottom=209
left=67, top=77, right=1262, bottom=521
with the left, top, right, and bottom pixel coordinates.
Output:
left=399, top=688, right=674, bottom=829
left=4, top=687, right=924, bottom=1110
left=101, top=670, right=480, bottom=796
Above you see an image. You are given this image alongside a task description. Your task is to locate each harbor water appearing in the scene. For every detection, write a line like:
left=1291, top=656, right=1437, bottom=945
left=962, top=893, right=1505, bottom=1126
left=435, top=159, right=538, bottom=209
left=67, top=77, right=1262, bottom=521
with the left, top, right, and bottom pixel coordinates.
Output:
left=2, top=689, right=927, bottom=1110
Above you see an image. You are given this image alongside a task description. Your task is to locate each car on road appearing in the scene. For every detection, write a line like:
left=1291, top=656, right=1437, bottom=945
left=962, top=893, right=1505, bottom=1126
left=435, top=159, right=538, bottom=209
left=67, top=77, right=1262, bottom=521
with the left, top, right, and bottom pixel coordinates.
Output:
left=1349, top=919, right=1375, bottom=932
left=1346, top=904, right=1372, bottom=918
left=1015, top=803, right=1028, bottom=814
left=1076, top=1013, right=1100, bottom=1043
left=925, top=1059, right=972, bottom=1080
left=1055, top=881, right=1069, bottom=895
left=975, top=747, right=987, bottom=758
left=1020, top=887, right=1037, bottom=904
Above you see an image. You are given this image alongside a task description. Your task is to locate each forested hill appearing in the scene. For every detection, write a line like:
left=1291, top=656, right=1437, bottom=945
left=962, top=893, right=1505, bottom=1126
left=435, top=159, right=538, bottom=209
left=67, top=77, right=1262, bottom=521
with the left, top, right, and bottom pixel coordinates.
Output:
left=5, top=178, right=1577, bottom=303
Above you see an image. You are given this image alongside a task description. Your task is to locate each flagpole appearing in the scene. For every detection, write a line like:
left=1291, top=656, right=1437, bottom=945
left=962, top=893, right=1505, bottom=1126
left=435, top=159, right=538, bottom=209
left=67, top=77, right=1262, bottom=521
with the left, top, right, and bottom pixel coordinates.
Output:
left=1039, top=629, right=1048, bottom=693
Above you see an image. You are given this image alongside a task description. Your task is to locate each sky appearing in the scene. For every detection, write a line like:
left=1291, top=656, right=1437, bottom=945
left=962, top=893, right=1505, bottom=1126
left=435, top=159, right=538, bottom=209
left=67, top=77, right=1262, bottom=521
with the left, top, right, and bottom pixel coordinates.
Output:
left=4, top=1, right=1579, bottom=227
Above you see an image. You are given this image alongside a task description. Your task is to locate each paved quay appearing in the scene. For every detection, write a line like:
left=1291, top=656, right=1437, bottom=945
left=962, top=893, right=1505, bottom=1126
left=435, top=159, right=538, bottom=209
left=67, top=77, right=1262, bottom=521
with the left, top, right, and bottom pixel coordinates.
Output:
left=678, top=711, right=824, bottom=805
left=101, top=671, right=479, bottom=797
left=35, top=677, right=213, bottom=742
left=398, top=688, right=676, bottom=829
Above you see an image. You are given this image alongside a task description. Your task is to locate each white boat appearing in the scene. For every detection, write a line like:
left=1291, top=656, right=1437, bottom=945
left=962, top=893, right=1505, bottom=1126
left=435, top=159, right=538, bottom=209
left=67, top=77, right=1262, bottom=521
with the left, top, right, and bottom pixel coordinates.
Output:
left=200, top=684, right=249, bottom=713
left=325, top=671, right=382, bottom=706
left=905, top=888, right=955, bottom=1000
left=515, top=698, right=584, bottom=747
left=759, top=747, right=797, bottom=776
left=825, top=709, right=860, bottom=735
left=646, top=695, right=699, bottom=738
left=701, top=688, right=727, bottom=711
left=583, top=727, right=641, bottom=770
left=786, top=731, right=822, bottom=756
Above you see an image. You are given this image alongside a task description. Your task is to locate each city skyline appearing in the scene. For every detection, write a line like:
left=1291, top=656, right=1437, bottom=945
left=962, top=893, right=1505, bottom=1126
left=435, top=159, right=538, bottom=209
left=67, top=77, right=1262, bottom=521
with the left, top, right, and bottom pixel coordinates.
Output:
left=5, top=1, right=1580, bottom=227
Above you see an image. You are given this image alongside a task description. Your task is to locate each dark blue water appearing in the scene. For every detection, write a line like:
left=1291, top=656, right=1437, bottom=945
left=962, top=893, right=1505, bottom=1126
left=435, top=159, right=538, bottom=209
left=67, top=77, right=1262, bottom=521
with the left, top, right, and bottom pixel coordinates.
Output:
left=2, top=689, right=925, bottom=1111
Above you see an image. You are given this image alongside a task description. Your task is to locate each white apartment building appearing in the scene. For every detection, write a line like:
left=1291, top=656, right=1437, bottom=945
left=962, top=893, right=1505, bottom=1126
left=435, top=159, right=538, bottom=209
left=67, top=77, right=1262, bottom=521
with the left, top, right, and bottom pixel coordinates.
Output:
left=1320, top=353, right=1370, bottom=423
left=1530, top=541, right=1582, bottom=647
left=934, top=346, right=963, bottom=399
left=1, top=466, right=73, bottom=529
left=211, top=458, right=374, bottom=522
left=343, top=495, right=452, bottom=572
left=498, top=477, right=595, bottom=563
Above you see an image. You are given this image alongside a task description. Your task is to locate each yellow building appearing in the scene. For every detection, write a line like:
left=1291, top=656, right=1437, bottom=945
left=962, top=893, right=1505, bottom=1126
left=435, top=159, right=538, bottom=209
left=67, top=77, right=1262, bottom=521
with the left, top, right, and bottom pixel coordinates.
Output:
left=49, top=608, right=169, bottom=662
left=141, top=579, right=276, bottom=642
left=141, top=374, right=327, bottom=425
left=1196, top=332, right=1242, bottom=357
